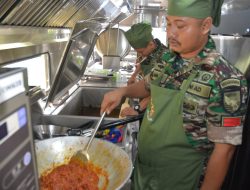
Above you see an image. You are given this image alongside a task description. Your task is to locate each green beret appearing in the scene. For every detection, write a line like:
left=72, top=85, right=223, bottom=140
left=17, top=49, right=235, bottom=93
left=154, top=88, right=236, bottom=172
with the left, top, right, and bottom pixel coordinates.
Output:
left=167, top=0, right=224, bottom=27
left=124, top=23, right=153, bottom=49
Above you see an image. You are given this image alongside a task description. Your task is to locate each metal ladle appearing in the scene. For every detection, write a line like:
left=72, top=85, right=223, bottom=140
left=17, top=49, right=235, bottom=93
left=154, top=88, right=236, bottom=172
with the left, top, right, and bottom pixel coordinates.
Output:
left=70, top=111, right=106, bottom=163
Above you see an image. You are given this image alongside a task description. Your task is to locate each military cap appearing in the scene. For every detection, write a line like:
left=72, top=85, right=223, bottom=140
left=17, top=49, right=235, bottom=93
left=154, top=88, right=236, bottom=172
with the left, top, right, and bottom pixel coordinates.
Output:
left=167, top=0, right=224, bottom=27
left=124, top=23, right=153, bottom=49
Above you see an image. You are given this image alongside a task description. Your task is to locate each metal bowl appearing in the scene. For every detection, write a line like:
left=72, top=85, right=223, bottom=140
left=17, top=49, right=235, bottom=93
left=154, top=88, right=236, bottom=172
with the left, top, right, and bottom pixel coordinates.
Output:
left=33, top=120, right=94, bottom=140
left=33, top=125, right=69, bottom=139
left=96, top=28, right=131, bottom=58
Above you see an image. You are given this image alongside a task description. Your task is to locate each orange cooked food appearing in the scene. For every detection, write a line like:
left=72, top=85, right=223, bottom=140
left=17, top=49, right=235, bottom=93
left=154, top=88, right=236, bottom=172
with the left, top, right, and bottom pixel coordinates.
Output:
left=40, top=159, right=108, bottom=190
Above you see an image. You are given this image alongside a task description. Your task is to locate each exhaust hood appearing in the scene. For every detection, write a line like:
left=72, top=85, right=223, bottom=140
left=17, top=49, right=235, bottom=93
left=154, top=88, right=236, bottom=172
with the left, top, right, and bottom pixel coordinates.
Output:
left=0, top=0, right=133, bottom=28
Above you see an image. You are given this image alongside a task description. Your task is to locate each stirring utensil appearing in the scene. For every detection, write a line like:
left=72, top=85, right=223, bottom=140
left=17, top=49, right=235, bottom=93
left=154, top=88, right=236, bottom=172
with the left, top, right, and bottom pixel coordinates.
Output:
left=71, top=111, right=106, bottom=163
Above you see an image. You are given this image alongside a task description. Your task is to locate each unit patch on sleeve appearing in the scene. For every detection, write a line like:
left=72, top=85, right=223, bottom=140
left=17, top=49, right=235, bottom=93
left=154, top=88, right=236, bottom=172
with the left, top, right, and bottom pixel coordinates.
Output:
left=220, top=78, right=241, bottom=114
left=222, top=116, right=242, bottom=127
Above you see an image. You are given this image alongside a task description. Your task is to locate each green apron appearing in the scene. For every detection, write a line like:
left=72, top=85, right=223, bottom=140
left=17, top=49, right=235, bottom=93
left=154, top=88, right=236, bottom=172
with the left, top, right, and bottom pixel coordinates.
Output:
left=132, top=72, right=207, bottom=190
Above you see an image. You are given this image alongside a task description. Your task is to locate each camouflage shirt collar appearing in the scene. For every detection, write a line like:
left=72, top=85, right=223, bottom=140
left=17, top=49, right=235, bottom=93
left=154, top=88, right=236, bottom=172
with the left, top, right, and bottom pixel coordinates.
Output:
left=164, top=36, right=216, bottom=64
left=197, top=36, right=216, bottom=59
left=144, top=38, right=166, bottom=62
left=182, top=36, right=216, bottom=63
left=151, top=38, right=164, bottom=55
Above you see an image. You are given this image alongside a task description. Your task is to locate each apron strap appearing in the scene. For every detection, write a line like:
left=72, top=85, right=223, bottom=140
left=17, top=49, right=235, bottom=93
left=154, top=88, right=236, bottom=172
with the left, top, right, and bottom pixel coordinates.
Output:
left=180, top=71, right=197, bottom=93
left=179, top=71, right=197, bottom=114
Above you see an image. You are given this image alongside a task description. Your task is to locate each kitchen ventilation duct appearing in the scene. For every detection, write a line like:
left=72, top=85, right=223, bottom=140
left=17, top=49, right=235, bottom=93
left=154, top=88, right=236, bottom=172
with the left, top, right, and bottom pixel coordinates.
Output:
left=0, top=0, right=132, bottom=28
left=120, top=0, right=167, bottom=28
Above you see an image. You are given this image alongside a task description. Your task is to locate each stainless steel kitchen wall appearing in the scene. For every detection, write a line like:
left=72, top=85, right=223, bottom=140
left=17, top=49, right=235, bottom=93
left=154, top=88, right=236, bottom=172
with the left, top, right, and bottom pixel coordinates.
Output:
left=212, top=35, right=250, bottom=80
left=212, top=0, right=250, bottom=35
left=210, top=0, right=250, bottom=79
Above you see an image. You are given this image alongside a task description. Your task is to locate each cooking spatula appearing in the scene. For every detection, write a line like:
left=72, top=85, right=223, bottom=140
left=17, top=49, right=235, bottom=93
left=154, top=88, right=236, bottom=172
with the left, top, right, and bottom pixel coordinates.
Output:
left=71, top=111, right=106, bottom=163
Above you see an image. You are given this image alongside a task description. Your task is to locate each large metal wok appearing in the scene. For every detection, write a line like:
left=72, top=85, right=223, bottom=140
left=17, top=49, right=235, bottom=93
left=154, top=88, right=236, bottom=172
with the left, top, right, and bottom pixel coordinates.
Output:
left=35, top=136, right=133, bottom=190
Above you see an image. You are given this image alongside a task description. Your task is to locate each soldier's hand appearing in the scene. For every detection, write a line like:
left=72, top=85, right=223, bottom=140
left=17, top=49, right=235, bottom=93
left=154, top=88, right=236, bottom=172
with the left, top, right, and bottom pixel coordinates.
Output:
left=101, top=89, right=124, bottom=115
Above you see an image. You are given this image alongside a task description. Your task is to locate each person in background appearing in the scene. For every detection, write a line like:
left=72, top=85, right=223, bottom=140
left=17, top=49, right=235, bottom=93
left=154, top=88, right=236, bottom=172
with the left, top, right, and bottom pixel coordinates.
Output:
left=101, top=0, right=248, bottom=189
left=120, top=23, right=168, bottom=117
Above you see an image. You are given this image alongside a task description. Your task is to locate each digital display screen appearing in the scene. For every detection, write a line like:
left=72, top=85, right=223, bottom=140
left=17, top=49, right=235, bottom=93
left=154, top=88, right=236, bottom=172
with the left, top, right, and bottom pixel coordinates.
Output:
left=18, top=107, right=27, bottom=128
left=0, top=106, right=27, bottom=144
left=0, top=123, right=7, bottom=140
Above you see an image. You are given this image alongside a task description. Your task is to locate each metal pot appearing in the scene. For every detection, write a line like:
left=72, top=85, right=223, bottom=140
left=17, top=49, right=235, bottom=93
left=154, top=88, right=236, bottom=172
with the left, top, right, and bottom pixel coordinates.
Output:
left=33, top=114, right=144, bottom=140
left=95, top=28, right=131, bottom=58
left=33, top=120, right=95, bottom=140
left=35, top=136, right=133, bottom=190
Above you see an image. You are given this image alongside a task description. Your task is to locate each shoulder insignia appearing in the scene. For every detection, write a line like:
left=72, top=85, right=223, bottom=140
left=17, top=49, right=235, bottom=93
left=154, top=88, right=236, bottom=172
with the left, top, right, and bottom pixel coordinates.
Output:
left=222, top=90, right=241, bottom=114
left=220, top=78, right=240, bottom=89
left=220, top=78, right=241, bottom=114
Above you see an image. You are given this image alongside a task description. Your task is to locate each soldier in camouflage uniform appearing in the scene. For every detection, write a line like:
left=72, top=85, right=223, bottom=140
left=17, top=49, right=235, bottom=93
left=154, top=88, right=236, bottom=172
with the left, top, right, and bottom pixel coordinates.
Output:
left=149, top=36, right=248, bottom=151
left=101, top=0, right=248, bottom=189
left=120, top=23, right=168, bottom=116
left=146, top=35, right=248, bottom=188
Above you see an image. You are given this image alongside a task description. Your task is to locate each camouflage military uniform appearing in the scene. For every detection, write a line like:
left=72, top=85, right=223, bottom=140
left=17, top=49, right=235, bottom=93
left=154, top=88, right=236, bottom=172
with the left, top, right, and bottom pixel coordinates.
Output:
left=139, top=38, right=168, bottom=76
left=145, top=36, right=248, bottom=152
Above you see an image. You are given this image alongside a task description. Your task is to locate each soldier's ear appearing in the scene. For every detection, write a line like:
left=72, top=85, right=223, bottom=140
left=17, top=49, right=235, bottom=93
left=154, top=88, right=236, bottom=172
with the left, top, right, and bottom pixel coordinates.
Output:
left=201, top=17, right=212, bottom=35
left=147, top=40, right=155, bottom=50
left=148, top=40, right=154, bottom=47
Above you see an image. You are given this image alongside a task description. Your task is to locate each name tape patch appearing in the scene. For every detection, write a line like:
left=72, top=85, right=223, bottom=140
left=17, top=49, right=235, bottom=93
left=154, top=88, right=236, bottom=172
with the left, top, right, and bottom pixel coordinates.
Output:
left=187, top=81, right=212, bottom=98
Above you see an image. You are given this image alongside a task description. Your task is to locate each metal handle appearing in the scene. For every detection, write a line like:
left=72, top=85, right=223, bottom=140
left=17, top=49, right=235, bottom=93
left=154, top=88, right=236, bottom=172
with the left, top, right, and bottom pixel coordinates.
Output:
left=99, top=113, right=144, bottom=130
left=85, top=111, right=106, bottom=151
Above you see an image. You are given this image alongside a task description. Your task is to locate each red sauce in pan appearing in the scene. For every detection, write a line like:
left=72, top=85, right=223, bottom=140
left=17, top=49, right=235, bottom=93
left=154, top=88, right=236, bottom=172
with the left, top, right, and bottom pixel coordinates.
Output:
left=40, top=159, right=108, bottom=190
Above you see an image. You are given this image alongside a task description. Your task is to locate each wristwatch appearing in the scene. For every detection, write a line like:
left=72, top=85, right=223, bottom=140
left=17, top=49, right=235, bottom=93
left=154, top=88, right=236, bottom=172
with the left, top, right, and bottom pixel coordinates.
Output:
left=134, top=104, right=143, bottom=114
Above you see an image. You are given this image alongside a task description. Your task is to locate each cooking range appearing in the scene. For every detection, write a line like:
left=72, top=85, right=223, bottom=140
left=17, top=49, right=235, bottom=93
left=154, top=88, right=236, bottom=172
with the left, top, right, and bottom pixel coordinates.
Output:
left=26, top=22, right=140, bottom=189
left=32, top=23, right=141, bottom=158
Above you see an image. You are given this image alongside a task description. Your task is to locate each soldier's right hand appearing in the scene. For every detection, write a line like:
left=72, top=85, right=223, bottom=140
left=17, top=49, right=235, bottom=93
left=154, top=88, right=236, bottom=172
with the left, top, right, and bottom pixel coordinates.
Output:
left=100, top=88, right=124, bottom=115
